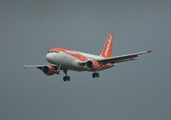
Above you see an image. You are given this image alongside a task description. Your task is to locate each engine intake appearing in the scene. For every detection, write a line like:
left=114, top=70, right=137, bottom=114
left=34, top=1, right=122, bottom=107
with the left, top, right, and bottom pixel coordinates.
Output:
left=42, top=65, right=56, bottom=75
left=86, top=60, right=101, bottom=70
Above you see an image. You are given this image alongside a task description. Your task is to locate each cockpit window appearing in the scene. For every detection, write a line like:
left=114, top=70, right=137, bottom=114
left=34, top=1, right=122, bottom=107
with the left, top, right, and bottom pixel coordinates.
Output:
left=48, top=51, right=59, bottom=53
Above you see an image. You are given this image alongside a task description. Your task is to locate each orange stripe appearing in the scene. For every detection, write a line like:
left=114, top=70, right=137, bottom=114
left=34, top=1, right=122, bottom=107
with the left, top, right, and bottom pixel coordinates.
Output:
left=50, top=48, right=88, bottom=61
left=101, top=34, right=114, bottom=58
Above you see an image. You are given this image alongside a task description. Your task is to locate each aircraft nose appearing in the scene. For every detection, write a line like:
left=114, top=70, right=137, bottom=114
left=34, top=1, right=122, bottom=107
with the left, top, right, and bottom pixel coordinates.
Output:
left=46, top=53, right=54, bottom=63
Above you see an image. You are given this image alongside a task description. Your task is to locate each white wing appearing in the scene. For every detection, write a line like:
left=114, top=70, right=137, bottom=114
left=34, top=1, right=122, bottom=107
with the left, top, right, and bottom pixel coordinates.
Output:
left=98, top=50, right=154, bottom=64
left=79, top=50, right=154, bottom=65
left=23, top=64, right=60, bottom=70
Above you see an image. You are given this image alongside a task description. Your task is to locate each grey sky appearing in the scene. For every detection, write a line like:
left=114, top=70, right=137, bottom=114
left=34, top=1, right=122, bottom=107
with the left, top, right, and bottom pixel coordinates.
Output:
left=0, top=0, right=171, bottom=120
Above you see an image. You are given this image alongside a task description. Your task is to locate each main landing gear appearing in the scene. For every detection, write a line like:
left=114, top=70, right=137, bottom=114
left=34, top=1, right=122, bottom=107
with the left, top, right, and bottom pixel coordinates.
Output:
left=55, top=67, right=100, bottom=81
left=63, top=69, right=70, bottom=82
left=92, top=72, right=100, bottom=78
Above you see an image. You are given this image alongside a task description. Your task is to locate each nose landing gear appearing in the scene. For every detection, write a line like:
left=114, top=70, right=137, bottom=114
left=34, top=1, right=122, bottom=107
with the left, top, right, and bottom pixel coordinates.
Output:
left=63, top=69, right=70, bottom=82
left=56, top=66, right=61, bottom=75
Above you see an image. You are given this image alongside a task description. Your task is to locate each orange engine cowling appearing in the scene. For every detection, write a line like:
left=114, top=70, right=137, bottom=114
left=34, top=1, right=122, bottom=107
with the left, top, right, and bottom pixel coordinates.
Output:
left=86, top=60, right=101, bottom=70
left=42, top=65, right=56, bottom=75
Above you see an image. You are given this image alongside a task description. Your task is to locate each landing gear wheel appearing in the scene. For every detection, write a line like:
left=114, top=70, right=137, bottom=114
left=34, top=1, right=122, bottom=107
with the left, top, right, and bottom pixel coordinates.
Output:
left=67, top=76, right=70, bottom=81
left=63, top=76, right=67, bottom=82
left=63, top=69, right=71, bottom=82
left=96, top=73, right=100, bottom=78
left=63, top=76, right=70, bottom=82
left=92, top=73, right=96, bottom=78
left=92, top=72, right=100, bottom=78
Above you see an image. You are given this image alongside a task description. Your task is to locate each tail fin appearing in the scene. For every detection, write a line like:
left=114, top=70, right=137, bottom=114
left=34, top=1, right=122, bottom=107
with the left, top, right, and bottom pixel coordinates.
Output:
left=100, top=34, right=114, bottom=58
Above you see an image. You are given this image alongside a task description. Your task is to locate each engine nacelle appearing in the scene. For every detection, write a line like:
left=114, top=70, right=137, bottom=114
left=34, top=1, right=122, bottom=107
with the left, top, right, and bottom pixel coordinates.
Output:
left=42, top=65, right=56, bottom=75
left=86, top=60, right=101, bottom=70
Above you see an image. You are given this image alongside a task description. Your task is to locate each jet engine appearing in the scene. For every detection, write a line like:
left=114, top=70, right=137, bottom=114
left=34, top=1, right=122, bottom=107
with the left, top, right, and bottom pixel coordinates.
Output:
left=42, top=65, right=56, bottom=75
left=86, top=60, right=101, bottom=70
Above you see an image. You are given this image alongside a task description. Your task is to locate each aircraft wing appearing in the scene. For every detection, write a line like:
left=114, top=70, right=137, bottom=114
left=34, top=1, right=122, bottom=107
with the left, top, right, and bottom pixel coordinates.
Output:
left=97, top=50, right=154, bottom=64
left=23, top=64, right=60, bottom=70
left=79, top=50, right=154, bottom=65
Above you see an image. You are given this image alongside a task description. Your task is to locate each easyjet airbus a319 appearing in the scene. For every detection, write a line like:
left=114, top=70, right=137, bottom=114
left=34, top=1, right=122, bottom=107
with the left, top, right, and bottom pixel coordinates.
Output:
left=24, top=34, right=154, bottom=82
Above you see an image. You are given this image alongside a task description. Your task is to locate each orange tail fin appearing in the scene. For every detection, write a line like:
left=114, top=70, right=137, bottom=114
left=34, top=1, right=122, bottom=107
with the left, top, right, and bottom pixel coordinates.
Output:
left=100, top=34, right=114, bottom=58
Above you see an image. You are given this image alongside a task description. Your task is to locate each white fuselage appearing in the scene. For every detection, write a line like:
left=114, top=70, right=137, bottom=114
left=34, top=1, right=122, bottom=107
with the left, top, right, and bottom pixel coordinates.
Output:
left=46, top=51, right=103, bottom=71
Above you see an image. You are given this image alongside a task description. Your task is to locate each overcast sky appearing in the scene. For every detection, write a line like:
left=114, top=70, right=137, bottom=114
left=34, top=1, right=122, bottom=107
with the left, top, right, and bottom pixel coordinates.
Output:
left=0, top=0, right=171, bottom=120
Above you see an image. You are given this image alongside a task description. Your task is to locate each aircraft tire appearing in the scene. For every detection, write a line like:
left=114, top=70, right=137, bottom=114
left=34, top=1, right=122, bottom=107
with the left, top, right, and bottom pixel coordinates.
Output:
left=92, top=73, right=96, bottom=78
left=96, top=73, right=100, bottom=78
left=67, top=76, right=70, bottom=81
left=63, top=76, right=67, bottom=82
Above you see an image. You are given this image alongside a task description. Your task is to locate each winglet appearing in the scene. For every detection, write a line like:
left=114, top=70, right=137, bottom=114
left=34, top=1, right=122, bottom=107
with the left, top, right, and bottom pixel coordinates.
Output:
left=24, top=64, right=26, bottom=68
left=147, top=50, right=155, bottom=53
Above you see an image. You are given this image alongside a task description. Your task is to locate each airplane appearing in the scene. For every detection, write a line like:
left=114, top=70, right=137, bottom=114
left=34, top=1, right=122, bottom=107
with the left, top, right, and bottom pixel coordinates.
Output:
left=24, top=34, right=154, bottom=82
